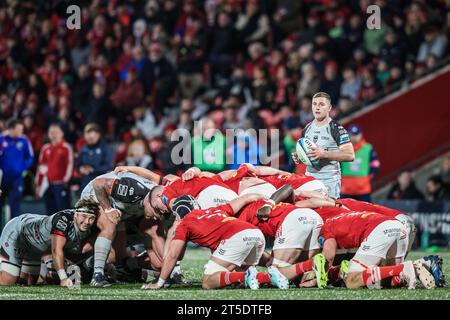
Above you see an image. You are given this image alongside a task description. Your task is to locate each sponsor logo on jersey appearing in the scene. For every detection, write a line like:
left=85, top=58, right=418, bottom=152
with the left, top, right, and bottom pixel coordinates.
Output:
left=362, top=245, right=371, bottom=251
left=117, top=184, right=129, bottom=196
left=218, top=248, right=226, bottom=255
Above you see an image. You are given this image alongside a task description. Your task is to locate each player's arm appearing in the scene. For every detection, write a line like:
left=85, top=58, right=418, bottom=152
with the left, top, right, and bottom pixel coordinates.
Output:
left=322, top=238, right=337, bottom=265
left=271, top=184, right=295, bottom=204
left=252, top=165, right=289, bottom=176
left=216, top=169, right=238, bottom=181
left=295, top=197, right=336, bottom=208
left=114, top=166, right=162, bottom=184
left=228, top=193, right=269, bottom=214
left=92, top=177, right=121, bottom=224
left=51, top=234, right=72, bottom=287
left=308, top=142, right=355, bottom=162
left=295, top=189, right=328, bottom=200
left=146, top=239, right=186, bottom=289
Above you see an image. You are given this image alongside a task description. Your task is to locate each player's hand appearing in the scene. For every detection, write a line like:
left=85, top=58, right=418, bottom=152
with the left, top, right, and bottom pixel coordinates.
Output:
left=256, top=203, right=272, bottom=221
left=291, top=152, right=300, bottom=164
left=104, top=208, right=122, bottom=224
left=182, top=168, right=197, bottom=181
left=114, top=166, right=129, bottom=174
left=141, top=283, right=161, bottom=290
left=60, top=278, right=73, bottom=288
left=307, top=146, right=327, bottom=161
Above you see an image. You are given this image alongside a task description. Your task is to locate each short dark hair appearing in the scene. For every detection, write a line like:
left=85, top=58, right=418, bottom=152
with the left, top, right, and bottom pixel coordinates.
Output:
left=75, top=198, right=100, bottom=217
left=312, top=92, right=331, bottom=103
left=7, top=118, right=22, bottom=129
left=84, top=122, right=101, bottom=134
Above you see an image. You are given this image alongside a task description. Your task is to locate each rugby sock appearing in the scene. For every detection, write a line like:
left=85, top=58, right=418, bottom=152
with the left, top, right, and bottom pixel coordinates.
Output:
left=294, top=260, right=313, bottom=276
left=170, top=261, right=182, bottom=277
left=362, top=265, right=404, bottom=286
left=327, top=266, right=341, bottom=282
left=94, top=237, right=112, bottom=275
left=219, top=272, right=245, bottom=287
left=256, top=272, right=272, bottom=285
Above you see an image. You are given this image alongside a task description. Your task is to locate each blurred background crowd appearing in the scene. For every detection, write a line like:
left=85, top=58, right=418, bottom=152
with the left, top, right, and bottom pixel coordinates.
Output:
left=0, top=0, right=450, bottom=221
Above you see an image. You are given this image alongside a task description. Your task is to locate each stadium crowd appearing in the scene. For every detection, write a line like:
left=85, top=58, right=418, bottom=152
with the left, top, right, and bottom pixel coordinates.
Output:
left=1, top=0, right=450, bottom=216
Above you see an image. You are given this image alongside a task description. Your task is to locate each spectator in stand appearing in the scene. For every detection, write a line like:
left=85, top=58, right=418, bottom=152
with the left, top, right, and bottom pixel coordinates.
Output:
left=336, top=96, right=355, bottom=119
left=131, top=105, right=166, bottom=140
left=208, top=11, right=236, bottom=82
left=358, top=66, right=381, bottom=105
left=120, top=46, right=147, bottom=81
left=379, top=31, right=406, bottom=67
left=72, top=65, right=94, bottom=123
left=0, top=119, right=34, bottom=219
left=76, top=123, right=113, bottom=190
left=244, top=42, right=266, bottom=79
left=439, top=155, right=450, bottom=185
left=192, top=116, right=225, bottom=173
left=417, top=24, right=448, bottom=62
left=298, top=95, right=314, bottom=127
left=110, top=66, right=144, bottom=132
left=251, top=66, right=274, bottom=110
left=22, top=111, right=44, bottom=164
left=123, top=139, right=154, bottom=170
left=235, top=0, right=270, bottom=47
left=35, top=124, right=73, bottom=214
left=340, top=66, right=362, bottom=102
left=426, top=175, right=450, bottom=201
left=320, top=60, right=342, bottom=105
left=177, top=31, right=205, bottom=98
left=387, top=170, right=424, bottom=200
left=341, top=125, right=380, bottom=202
left=85, top=81, right=112, bottom=134
left=297, top=62, right=320, bottom=101
left=140, top=42, right=177, bottom=109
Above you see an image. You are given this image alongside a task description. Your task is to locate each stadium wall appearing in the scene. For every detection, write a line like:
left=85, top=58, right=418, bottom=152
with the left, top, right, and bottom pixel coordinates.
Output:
left=342, top=65, right=450, bottom=190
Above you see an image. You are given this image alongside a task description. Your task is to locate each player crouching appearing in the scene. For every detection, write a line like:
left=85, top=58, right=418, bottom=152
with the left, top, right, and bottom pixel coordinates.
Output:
left=142, top=194, right=270, bottom=290
left=320, top=211, right=435, bottom=289
left=0, top=199, right=99, bottom=288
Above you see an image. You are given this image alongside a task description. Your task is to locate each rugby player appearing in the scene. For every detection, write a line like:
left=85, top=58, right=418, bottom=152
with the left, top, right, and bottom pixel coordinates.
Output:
left=292, top=92, right=355, bottom=199
left=80, top=171, right=167, bottom=287
left=0, top=199, right=99, bottom=287
left=142, top=193, right=269, bottom=290
left=319, top=211, right=434, bottom=289
left=237, top=200, right=326, bottom=289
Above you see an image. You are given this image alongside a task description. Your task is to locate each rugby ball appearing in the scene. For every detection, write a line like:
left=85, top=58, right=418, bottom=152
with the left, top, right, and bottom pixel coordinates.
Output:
left=296, top=138, right=318, bottom=167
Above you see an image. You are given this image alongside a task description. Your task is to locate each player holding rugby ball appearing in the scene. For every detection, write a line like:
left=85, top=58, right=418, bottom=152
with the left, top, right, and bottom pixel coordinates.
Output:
left=293, top=92, right=355, bottom=199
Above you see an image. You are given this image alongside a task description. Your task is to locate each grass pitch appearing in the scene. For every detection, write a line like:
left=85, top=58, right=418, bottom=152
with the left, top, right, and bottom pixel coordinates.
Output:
left=0, top=249, right=449, bottom=300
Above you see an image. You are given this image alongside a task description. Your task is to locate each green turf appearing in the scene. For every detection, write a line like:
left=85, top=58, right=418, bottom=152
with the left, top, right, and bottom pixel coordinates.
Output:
left=1, top=249, right=449, bottom=300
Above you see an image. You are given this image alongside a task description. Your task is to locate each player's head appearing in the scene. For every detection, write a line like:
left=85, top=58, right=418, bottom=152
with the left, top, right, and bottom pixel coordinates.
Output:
left=145, top=185, right=169, bottom=220
left=172, top=195, right=200, bottom=219
left=312, top=92, right=332, bottom=121
left=74, top=198, right=100, bottom=231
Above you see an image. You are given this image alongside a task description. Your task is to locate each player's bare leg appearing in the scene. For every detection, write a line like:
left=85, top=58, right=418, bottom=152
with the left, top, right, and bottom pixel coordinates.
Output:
left=0, top=257, right=20, bottom=285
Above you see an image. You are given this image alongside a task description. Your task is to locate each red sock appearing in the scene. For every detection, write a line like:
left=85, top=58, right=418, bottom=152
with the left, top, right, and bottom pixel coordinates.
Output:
left=256, top=272, right=271, bottom=285
left=327, top=266, right=341, bottom=282
left=362, top=265, right=404, bottom=286
left=219, top=272, right=245, bottom=287
left=391, top=276, right=402, bottom=288
left=295, top=260, right=313, bottom=276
